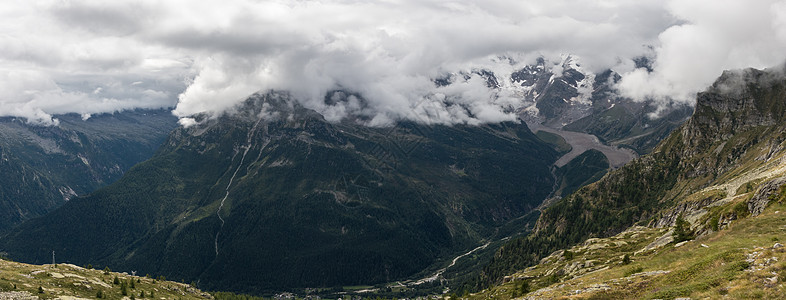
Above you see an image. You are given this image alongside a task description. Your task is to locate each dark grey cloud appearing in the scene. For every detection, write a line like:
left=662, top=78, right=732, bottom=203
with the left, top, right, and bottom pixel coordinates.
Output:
left=48, top=1, right=157, bottom=36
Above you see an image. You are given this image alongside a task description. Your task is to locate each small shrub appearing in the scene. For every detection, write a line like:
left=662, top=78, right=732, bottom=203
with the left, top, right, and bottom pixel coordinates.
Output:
left=730, top=260, right=750, bottom=271
left=103, top=266, right=111, bottom=275
left=545, top=273, right=560, bottom=285
left=519, top=280, right=530, bottom=294
left=563, top=250, right=574, bottom=260
left=113, top=276, right=120, bottom=285
left=624, top=266, right=644, bottom=277
left=718, top=286, right=728, bottom=295
left=732, top=201, right=750, bottom=218
left=96, top=290, right=104, bottom=298
left=622, top=254, right=631, bottom=265
left=86, top=263, right=93, bottom=269
left=38, top=286, right=44, bottom=294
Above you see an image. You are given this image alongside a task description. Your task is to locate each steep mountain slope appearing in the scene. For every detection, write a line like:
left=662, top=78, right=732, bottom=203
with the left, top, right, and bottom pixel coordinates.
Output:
left=474, top=200, right=786, bottom=299
left=0, top=110, right=176, bottom=230
left=463, top=64, right=786, bottom=294
left=1, top=92, right=560, bottom=294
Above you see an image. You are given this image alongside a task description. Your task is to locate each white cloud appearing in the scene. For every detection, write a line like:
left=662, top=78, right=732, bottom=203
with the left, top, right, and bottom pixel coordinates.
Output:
left=1, top=0, right=784, bottom=126
left=617, top=0, right=786, bottom=105
left=0, top=1, right=187, bottom=125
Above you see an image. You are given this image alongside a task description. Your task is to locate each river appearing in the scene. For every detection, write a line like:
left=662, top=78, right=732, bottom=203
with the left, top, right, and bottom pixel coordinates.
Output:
left=526, top=122, right=639, bottom=169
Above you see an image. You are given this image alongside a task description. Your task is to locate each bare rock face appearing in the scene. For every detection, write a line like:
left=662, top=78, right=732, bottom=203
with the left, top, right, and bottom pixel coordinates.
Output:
left=677, top=65, right=786, bottom=179
left=689, top=67, right=786, bottom=138
left=748, top=176, right=786, bottom=216
left=637, top=229, right=674, bottom=254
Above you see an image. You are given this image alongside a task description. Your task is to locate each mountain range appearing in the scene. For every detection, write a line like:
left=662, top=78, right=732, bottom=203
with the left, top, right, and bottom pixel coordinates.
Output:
left=0, top=56, right=710, bottom=297
left=438, top=55, right=692, bottom=155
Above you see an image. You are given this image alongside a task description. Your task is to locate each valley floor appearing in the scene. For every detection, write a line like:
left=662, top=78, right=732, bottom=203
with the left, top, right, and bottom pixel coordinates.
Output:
left=526, top=123, right=637, bottom=169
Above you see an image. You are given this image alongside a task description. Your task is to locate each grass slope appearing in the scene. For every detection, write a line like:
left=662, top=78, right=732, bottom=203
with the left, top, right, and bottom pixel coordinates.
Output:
left=471, top=199, right=786, bottom=299
left=0, top=260, right=211, bottom=299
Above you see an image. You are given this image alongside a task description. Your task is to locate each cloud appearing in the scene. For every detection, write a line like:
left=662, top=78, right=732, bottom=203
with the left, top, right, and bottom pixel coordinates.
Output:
left=617, top=0, right=786, bottom=106
left=0, top=1, right=187, bottom=125
left=1, top=0, right=785, bottom=126
left=165, top=0, right=677, bottom=125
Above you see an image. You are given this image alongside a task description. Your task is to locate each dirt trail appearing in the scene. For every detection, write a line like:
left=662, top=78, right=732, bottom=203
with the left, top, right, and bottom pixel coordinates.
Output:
left=527, top=122, right=638, bottom=169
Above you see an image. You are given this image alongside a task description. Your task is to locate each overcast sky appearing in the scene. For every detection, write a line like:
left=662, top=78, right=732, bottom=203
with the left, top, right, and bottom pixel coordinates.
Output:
left=2, top=0, right=786, bottom=126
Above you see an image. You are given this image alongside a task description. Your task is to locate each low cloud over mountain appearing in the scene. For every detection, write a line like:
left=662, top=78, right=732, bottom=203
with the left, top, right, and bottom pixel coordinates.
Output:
left=2, top=0, right=785, bottom=125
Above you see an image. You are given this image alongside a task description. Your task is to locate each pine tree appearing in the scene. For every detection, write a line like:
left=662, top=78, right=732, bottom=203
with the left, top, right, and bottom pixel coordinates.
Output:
left=673, top=215, right=694, bottom=243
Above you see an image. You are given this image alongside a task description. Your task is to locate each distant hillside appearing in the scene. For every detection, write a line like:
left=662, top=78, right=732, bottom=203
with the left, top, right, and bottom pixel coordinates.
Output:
left=0, top=110, right=176, bottom=230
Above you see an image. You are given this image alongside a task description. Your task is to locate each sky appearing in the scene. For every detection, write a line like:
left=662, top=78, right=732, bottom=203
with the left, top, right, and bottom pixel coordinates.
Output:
left=2, top=0, right=786, bottom=126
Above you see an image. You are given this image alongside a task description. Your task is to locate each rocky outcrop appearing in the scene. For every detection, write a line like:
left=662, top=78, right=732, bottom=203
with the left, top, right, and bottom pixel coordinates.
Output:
left=677, top=65, right=786, bottom=179
left=748, top=176, right=786, bottom=216
left=651, top=195, right=722, bottom=229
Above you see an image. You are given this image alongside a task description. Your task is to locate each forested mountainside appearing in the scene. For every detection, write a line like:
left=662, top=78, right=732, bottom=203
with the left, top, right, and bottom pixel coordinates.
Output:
left=1, top=91, right=561, bottom=294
